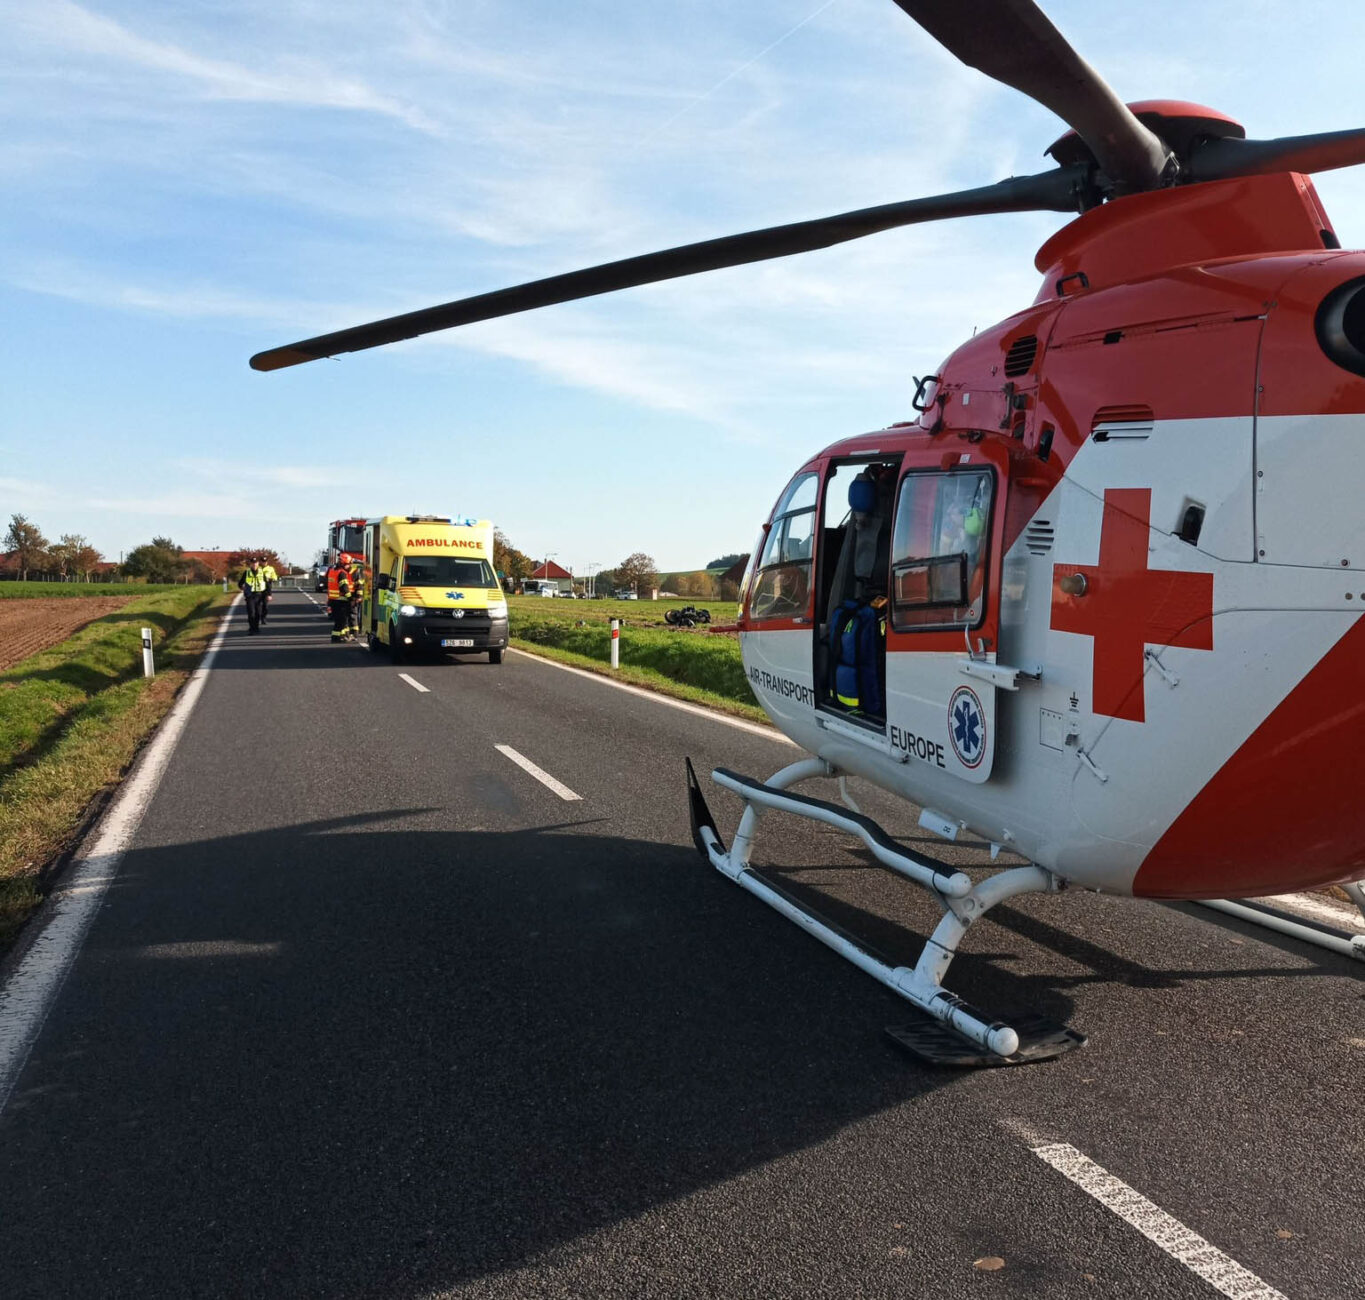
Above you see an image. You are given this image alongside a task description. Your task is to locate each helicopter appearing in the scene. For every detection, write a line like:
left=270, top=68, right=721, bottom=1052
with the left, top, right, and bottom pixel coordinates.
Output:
left=252, top=0, right=1365, bottom=1063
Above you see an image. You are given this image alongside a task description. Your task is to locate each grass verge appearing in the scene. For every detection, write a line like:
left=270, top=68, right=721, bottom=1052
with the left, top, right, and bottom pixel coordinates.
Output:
left=508, top=601, right=768, bottom=724
left=0, top=587, right=229, bottom=950
left=508, top=636, right=770, bottom=725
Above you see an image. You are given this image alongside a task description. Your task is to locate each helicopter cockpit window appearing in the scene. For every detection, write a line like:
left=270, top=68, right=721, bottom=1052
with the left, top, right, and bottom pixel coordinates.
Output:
left=750, top=472, right=817, bottom=620
left=890, top=470, right=993, bottom=630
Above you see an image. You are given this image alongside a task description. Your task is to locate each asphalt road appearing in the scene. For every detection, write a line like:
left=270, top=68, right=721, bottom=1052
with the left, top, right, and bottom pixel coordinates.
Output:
left=0, top=591, right=1361, bottom=1299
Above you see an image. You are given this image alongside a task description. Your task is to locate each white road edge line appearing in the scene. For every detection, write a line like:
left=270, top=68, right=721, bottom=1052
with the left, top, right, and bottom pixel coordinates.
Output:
left=1031, top=1143, right=1287, bottom=1300
left=0, top=594, right=243, bottom=1114
left=398, top=673, right=430, bottom=693
left=494, top=744, right=582, bottom=802
left=506, top=647, right=795, bottom=745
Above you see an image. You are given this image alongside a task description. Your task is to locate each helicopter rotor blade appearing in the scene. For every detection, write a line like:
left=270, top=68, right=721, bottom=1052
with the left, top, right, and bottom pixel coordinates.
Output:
left=250, top=165, right=1090, bottom=371
left=1187, top=127, right=1365, bottom=184
left=887, top=0, right=1170, bottom=193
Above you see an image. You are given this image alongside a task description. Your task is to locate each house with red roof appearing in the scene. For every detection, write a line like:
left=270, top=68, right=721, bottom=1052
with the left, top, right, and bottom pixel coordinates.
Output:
left=181, top=551, right=236, bottom=580
left=528, top=559, right=574, bottom=595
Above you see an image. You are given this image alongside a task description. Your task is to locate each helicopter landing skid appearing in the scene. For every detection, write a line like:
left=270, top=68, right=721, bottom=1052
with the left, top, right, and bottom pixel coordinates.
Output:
left=885, top=1013, right=1086, bottom=1068
left=685, top=756, right=1070, bottom=1063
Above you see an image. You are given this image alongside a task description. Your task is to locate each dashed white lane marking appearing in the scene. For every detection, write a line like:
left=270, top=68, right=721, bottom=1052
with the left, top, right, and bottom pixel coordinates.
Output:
left=494, top=744, right=582, bottom=802
left=1031, top=1143, right=1286, bottom=1300
left=0, top=595, right=241, bottom=1115
left=398, top=673, right=430, bottom=693
left=507, top=647, right=795, bottom=744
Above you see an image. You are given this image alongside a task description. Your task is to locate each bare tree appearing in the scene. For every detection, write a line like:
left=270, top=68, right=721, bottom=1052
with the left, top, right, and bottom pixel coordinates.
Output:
left=50, top=533, right=100, bottom=581
left=616, top=551, right=658, bottom=597
left=4, top=514, right=49, bottom=581
left=73, top=541, right=103, bottom=581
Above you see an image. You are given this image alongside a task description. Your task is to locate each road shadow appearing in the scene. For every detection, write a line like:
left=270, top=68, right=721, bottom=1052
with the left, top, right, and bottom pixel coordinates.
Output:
left=209, top=595, right=505, bottom=673
left=1, top=814, right=981, bottom=1298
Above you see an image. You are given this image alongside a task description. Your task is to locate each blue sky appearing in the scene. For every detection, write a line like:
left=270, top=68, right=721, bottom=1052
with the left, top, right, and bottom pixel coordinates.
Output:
left=3, top=0, right=1364, bottom=573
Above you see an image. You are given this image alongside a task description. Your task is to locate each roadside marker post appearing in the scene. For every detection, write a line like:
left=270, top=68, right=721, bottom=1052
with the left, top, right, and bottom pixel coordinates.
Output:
left=610, top=618, right=620, bottom=669
left=140, top=627, right=155, bottom=679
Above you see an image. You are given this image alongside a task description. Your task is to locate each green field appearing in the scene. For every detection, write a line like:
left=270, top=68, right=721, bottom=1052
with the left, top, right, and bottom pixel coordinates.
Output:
left=0, top=580, right=200, bottom=598
left=512, top=594, right=740, bottom=627
left=505, top=595, right=762, bottom=720
left=0, top=586, right=230, bottom=948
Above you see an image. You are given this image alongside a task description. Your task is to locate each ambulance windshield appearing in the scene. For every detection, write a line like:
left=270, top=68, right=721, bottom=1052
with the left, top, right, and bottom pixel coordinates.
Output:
left=402, top=557, right=500, bottom=589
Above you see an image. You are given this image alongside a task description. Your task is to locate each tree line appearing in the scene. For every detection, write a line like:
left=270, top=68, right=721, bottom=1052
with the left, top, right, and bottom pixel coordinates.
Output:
left=493, top=529, right=662, bottom=596
left=2, top=514, right=282, bottom=584
left=3, top=515, right=105, bottom=582
left=5, top=511, right=740, bottom=596
left=493, top=528, right=749, bottom=598
left=123, top=538, right=284, bottom=585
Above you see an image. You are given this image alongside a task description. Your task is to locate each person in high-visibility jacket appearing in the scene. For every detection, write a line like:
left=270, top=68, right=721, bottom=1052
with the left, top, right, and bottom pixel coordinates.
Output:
left=327, top=555, right=355, bottom=642
left=259, top=561, right=279, bottom=624
left=238, top=559, right=270, bottom=635
left=346, top=558, right=365, bottom=635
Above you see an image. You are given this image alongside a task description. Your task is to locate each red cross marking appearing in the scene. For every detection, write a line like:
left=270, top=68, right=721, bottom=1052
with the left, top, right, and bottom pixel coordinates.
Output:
left=1050, top=488, right=1214, bottom=723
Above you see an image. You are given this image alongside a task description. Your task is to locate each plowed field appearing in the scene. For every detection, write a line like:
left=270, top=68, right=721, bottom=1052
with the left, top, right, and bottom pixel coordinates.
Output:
left=0, top=597, right=136, bottom=672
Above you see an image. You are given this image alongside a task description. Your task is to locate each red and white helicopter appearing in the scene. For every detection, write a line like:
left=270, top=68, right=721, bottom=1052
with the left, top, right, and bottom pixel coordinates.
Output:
left=253, top=0, right=1365, bottom=1061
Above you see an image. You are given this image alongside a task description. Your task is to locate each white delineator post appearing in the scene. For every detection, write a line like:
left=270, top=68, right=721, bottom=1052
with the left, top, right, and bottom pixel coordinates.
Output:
left=610, top=618, right=620, bottom=669
left=141, top=627, right=155, bottom=678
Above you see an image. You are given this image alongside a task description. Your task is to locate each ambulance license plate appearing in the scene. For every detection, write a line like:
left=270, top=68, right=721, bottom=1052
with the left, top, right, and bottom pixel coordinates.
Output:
left=441, top=638, right=475, bottom=647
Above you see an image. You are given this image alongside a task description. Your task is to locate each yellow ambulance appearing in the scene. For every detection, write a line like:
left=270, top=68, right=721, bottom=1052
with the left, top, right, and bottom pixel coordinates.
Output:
left=362, top=515, right=508, bottom=664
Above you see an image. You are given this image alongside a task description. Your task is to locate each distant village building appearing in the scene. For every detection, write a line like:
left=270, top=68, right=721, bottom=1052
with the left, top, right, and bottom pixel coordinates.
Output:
left=528, top=560, right=574, bottom=595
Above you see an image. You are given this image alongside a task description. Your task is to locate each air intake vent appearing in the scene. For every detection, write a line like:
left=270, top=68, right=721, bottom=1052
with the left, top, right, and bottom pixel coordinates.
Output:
left=1004, top=334, right=1039, bottom=377
left=1091, top=403, right=1154, bottom=441
left=1024, top=520, right=1055, bottom=555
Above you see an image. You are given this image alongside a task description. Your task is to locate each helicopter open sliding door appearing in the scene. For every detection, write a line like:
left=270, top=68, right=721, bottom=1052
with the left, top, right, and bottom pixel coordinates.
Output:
left=881, top=451, right=1006, bottom=783
left=810, top=456, right=902, bottom=743
left=741, top=471, right=821, bottom=731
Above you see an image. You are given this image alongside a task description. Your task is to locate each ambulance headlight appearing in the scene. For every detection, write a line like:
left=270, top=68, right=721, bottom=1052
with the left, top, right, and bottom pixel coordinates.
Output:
left=399, top=603, right=419, bottom=617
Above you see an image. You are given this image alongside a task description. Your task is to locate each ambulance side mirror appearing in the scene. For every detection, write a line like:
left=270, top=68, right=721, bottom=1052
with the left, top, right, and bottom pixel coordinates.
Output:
left=376, top=574, right=392, bottom=591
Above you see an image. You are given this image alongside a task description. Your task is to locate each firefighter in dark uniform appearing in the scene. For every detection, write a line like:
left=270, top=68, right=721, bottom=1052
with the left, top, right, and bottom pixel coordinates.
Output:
left=327, top=554, right=355, bottom=642
left=347, top=556, right=365, bottom=637
left=239, top=559, right=269, bottom=635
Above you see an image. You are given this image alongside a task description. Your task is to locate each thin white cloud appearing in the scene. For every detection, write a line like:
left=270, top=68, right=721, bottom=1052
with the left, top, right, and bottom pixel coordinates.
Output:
left=84, top=490, right=273, bottom=520
left=175, top=457, right=352, bottom=490
left=7, top=261, right=351, bottom=333
left=4, top=0, right=438, bottom=132
left=0, top=477, right=58, bottom=504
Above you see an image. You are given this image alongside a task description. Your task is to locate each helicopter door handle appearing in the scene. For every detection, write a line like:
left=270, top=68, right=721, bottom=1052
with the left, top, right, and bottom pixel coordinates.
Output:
left=1055, top=270, right=1090, bottom=297
left=959, top=659, right=1040, bottom=691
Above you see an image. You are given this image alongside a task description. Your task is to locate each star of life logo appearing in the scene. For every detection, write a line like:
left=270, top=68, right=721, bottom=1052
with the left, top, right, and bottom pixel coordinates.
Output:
left=947, top=686, right=986, bottom=769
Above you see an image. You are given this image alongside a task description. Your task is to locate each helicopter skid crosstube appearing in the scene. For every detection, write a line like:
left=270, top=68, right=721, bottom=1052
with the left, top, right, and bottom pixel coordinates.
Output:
left=1194, top=891, right=1365, bottom=963
left=685, top=756, right=1073, bottom=1062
